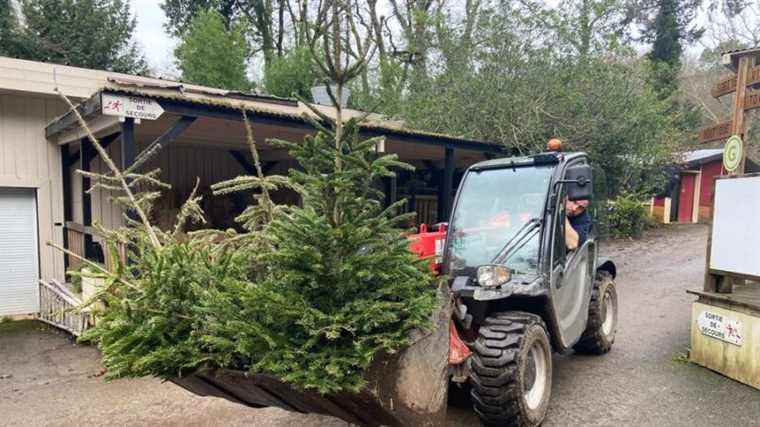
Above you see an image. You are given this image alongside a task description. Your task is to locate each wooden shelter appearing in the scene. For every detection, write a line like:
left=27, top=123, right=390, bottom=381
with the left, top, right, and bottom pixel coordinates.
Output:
left=46, top=82, right=506, bottom=268
left=0, top=56, right=508, bottom=316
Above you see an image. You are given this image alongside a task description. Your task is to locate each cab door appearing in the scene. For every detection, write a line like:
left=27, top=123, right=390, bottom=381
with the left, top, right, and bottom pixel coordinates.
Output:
left=548, top=164, right=593, bottom=349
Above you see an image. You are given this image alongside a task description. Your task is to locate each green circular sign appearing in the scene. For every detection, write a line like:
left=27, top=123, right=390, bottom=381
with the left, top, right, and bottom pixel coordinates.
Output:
left=724, top=135, right=743, bottom=172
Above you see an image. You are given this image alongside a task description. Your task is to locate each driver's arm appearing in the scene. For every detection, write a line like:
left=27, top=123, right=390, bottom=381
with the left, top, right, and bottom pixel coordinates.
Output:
left=565, top=217, right=579, bottom=250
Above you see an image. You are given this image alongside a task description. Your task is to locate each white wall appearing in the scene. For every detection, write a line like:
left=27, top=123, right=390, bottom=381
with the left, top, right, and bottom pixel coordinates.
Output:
left=0, top=93, right=67, bottom=283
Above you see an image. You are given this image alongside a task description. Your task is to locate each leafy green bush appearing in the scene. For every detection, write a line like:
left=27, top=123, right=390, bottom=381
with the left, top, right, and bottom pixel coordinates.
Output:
left=175, top=9, right=252, bottom=91
left=597, top=192, right=653, bottom=239
left=263, top=47, right=316, bottom=99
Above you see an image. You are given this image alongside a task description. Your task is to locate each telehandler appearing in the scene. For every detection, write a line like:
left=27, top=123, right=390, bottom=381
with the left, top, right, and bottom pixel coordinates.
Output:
left=443, top=150, right=618, bottom=426
left=172, top=149, right=618, bottom=427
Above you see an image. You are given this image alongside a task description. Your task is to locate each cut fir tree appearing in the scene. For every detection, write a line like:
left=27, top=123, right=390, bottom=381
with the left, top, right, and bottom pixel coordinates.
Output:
left=49, top=1, right=448, bottom=423
left=60, top=97, right=439, bottom=394
left=221, top=116, right=439, bottom=394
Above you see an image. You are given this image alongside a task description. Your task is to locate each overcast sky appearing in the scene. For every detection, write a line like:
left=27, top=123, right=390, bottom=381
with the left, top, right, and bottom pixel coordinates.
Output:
left=131, top=0, right=177, bottom=77
left=129, top=0, right=740, bottom=78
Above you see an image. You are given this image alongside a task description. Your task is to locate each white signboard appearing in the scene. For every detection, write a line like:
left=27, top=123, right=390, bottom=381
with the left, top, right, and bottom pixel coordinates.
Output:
left=697, top=310, right=744, bottom=346
left=710, top=175, right=760, bottom=277
left=102, top=93, right=164, bottom=120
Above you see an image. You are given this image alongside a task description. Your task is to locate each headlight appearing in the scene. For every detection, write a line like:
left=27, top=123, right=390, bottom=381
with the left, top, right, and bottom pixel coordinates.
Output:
left=477, top=265, right=511, bottom=288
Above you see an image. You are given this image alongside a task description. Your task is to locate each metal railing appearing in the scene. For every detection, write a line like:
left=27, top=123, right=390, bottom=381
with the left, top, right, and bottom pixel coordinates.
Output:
left=37, top=279, right=90, bottom=337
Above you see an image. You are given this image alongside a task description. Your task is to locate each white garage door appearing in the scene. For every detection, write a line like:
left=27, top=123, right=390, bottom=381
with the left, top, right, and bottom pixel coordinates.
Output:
left=0, top=188, right=39, bottom=316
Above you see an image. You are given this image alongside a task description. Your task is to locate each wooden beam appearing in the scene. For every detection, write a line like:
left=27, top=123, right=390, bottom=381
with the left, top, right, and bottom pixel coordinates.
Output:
left=386, top=175, right=398, bottom=209
left=157, top=97, right=505, bottom=153
left=711, top=67, right=760, bottom=99
left=732, top=56, right=751, bottom=175
left=61, top=145, right=73, bottom=223
left=153, top=115, right=196, bottom=149
left=744, top=90, right=760, bottom=112
left=80, top=132, right=121, bottom=165
left=159, top=98, right=313, bottom=130
left=45, top=93, right=102, bottom=138
left=229, top=150, right=256, bottom=175
left=121, top=118, right=138, bottom=226
left=749, top=66, right=760, bottom=87
left=121, top=118, right=137, bottom=170
left=129, top=115, right=197, bottom=173
left=712, top=75, right=737, bottom=98
left=52, top=114, right=121, bottom=146
left=80, top=137, right=95, bottom=258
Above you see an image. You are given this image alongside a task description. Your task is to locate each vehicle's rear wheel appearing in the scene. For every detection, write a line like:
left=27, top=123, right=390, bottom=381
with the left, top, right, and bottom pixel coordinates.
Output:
left=574, top=271, right=618, bottom=354
left=469, top=312, right=552, bottom=427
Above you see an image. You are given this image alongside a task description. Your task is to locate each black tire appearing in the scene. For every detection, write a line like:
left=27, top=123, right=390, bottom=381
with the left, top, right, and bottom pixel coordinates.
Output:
left=469, top=312, right=552, bottom=427
left=573, top=271, right=618, bottom=354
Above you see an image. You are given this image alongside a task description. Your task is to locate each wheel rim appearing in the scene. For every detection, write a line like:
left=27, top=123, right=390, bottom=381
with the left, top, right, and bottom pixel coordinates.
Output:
left=524, top=340, right=548, bottom=410
left=601, top=288, right=616, bottom=336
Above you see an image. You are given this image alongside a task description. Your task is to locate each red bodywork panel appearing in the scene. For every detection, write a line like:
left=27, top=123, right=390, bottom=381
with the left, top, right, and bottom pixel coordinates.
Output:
left=449, top=320, right=473, bottom=364
left=407, top=224, right=472, bottom=365
left=407, top=223, right=447, bottom=273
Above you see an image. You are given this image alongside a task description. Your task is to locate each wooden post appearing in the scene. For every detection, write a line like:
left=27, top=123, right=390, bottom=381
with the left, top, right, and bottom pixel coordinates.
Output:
left=80, top=137, right=95, bottom=258
left=61, top=145, right=72, bottom=271
left=441, top=146, right=455, bottom=222
left=121, top=118, right=137, bottom=170
left=731, top=56, right=751, bottom=175
left=704, top=54, right=755, bottom=292
left=121, top=118, right=137, bottom=224
left=663, top=197, right=671, bottom=224
left=389, top=175, right=398, bottom=207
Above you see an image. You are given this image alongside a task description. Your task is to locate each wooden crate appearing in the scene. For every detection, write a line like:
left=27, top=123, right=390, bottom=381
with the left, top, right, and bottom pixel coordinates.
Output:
left=688, top=286, right=760, bottom=390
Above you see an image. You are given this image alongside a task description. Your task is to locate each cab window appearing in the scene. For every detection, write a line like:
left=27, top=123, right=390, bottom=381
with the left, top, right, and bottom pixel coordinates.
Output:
left=552, top=185, right=567, bottom=266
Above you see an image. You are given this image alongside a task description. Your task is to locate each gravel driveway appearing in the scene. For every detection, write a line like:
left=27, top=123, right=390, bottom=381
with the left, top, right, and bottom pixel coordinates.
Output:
left=1, top=224, right=758, bottom=426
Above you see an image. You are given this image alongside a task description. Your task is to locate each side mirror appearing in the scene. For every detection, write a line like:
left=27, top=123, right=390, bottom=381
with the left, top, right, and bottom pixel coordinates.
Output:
left=565, top=165, right=593, bottom=201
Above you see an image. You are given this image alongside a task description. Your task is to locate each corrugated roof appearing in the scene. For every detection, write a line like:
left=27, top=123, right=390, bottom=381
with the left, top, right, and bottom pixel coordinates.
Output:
left=679, top=149, right=723, bottom=167
left=721, top=46, right=760, bottom=71
left=49, top=79, right=502, bottom=149
left=682, top=149, right=723, bottom=163
left=0, top=56, right=500, bottom=149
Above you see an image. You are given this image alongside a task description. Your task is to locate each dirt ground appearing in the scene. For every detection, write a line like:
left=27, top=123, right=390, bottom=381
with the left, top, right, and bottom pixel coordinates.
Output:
left=1, top=224, right=759, bottom=426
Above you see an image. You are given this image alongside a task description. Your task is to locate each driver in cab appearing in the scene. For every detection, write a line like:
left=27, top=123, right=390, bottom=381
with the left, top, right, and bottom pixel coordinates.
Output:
left=565, top=199, right=590, bottom=251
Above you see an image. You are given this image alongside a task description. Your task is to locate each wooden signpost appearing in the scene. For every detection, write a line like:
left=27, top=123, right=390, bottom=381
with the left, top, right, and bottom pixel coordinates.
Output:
left=702, top=55, right=756, bottom=174
left=711, top=75, right=737, bottom=98
left=691, top=48, right=760, bottom=391
left=702, top=52, right=756, bottom=293
left=743, top=91, right=760, bottom=111
left=698, top=121, right=732, bottom=144
left=711, top=67, right=760, bottom=99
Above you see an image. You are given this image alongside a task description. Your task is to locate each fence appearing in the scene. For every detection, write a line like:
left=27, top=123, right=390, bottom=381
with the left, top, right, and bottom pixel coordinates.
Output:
left=37, top=279, right=89, bottom=337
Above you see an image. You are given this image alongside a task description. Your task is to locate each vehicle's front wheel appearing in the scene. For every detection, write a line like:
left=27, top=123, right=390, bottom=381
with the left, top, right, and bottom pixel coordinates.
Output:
left=470, top=312, right=552, bottom=427
left=573, top=271, right=618, bottom=354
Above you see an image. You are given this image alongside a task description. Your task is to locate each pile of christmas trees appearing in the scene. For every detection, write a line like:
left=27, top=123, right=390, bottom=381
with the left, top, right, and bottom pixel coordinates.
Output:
left=58, top=71, right=436, bottom=398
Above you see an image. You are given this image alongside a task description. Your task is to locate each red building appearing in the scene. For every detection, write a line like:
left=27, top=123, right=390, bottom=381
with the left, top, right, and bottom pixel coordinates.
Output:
left=652, top=150, right=759, bottom=223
